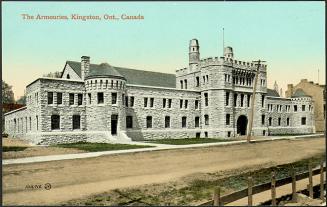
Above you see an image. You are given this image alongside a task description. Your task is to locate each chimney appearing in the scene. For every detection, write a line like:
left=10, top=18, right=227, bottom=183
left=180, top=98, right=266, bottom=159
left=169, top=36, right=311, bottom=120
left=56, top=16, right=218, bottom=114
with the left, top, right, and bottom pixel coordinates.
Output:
left=286, top=84, right=293, bottom=98
left=81, top=56, right=90, bottom=80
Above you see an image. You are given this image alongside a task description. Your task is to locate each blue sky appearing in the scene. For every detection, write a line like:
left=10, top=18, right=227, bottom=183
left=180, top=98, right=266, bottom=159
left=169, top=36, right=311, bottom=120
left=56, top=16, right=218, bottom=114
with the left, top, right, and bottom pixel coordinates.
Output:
left=2, top=1, right=325, bottom=99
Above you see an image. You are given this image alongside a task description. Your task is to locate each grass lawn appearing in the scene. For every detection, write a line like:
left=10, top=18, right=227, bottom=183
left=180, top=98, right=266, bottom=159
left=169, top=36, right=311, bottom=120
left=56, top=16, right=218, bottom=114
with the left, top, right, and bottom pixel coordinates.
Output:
left=144, top=138, right=238, bottom=145
left=54, top=142, right=153, bottom=152
left=3, top=146, right=28, bottom=152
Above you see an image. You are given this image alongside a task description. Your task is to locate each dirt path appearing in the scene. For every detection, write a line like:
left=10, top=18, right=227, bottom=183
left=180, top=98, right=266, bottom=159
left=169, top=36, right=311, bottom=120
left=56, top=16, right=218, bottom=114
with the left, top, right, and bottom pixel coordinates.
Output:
left=3, top=137, right=325, bottom=205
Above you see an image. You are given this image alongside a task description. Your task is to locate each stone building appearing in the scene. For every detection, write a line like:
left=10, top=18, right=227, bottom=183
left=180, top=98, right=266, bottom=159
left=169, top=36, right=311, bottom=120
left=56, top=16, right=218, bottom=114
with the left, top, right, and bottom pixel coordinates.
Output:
left=285, top=79, right=325, bottom=132
left=4, top=39, right=316, bottom=145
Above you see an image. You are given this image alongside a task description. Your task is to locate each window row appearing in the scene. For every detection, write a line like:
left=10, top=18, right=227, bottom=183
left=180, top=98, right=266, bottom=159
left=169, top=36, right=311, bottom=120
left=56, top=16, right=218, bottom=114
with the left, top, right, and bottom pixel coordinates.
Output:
left=48, top=92, right=83, bottom=106
left=86, top=79, right=126, bottom=90
left=267, top=104, right=312, bottom=113
left=27, top=92, right=39, bottom=106
left=7, top=116, right=39, bottom=133
left=50, top=115, right=81, bottom=130
left=232, top=76, right=253, bottom=86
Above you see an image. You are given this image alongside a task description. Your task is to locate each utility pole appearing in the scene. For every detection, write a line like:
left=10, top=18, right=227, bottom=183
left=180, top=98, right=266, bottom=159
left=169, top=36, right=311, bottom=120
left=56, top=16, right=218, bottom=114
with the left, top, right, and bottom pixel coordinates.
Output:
left=247, top=59, right=266, bottom=143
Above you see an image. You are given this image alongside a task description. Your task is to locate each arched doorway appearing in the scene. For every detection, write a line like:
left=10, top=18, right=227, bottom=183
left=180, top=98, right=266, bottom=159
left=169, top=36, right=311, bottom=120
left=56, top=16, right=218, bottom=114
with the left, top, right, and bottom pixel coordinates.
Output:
left=237, top=115, right=248, bottom=135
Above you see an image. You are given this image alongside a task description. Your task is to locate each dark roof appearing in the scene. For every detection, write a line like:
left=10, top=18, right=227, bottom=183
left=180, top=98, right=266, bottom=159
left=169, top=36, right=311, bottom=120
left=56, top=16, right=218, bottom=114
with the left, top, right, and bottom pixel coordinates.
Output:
left=66, top=61, right=176, bottom=88
left=291, top=89, right=311, bottom=98
left=86, top=63, right=125, bottom=79
left=267, top=89, right=280, bottom=97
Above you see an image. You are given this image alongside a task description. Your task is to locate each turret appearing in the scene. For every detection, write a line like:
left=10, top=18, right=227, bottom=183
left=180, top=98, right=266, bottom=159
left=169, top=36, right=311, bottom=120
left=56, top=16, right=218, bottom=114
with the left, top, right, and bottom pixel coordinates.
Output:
left=189, top=39, right=200, bottom=70
left=224, top=46, right=234, bottom=59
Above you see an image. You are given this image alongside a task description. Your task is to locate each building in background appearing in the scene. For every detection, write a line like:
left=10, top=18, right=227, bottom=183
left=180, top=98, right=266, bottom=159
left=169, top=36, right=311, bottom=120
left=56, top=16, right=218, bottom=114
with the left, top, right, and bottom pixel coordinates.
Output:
left=285, top=79, right=325, bottom=132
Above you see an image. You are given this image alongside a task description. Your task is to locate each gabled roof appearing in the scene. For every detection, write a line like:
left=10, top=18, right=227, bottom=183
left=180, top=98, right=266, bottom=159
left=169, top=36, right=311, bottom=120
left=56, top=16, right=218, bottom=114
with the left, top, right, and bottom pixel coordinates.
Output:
left=65, top=61, right=176, bottom=88
left=267, top=89, right=280, bottom=97
left=291, top=89, right=311, bottom=98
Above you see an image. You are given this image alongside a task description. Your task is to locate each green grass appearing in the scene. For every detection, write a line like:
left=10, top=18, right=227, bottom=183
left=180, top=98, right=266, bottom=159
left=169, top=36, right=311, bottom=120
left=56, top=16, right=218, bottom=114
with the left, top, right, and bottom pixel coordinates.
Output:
left=54, top=141, right=152, bottom=152
left=3, top=146, right=28, bottom=152
left=144, top=138, right=238, bottom=145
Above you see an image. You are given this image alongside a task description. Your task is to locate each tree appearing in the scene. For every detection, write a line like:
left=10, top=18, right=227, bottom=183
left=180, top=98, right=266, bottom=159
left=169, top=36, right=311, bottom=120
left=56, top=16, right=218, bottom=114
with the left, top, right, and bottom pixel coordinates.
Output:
left=43, top=71, right=62, bottom=78
left=2, top=80, right=15, bottom=104
left=16, top=95, right=26, bottom=105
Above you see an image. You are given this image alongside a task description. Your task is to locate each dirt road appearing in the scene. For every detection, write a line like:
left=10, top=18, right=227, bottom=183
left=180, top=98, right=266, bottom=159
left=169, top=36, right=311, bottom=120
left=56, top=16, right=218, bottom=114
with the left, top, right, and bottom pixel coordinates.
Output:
left=3, top=137, right=325, bottom=205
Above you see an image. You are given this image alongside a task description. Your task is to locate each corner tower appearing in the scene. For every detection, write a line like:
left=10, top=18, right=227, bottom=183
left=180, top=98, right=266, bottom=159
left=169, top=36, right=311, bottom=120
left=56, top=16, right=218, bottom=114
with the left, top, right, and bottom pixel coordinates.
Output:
left=189, top=39, right=200, bottom=70
left=224, top=46, right=234, bottom=59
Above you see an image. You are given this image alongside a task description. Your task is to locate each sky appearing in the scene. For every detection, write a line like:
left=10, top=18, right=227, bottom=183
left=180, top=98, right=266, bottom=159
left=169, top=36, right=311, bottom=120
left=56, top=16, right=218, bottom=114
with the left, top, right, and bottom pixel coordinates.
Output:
left=2, top=1, right=325, bottom=100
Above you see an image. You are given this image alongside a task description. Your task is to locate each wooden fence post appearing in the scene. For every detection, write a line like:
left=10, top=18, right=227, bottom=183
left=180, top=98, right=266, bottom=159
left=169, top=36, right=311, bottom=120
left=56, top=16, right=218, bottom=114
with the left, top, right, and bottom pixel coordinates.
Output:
left=320, top=161, right=325, bottom=202
left=308, top=162, right=313, bottom=198
left=248, top=176, right=253, bottom=206
left=271, top=171, right=276, bottom=206
left=291, top=167, right=297, bottom=202
left=213, top=187, right=221, bottom=206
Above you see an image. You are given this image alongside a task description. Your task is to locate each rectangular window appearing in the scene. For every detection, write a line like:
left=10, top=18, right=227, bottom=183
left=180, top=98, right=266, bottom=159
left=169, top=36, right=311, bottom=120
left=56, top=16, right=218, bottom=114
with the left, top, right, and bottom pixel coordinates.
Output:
left=195, top=100, right=199, bottom=109
left=112, top=93, right=117, bottom=104
left=168, top=99, right=172, bottom=108
left=78, top=94, right=83, bottom=105
left=196, top=132, right=201, bottom=138
left=301, top=117, right=306, bottom=125
left=36, top=116, right=38, bottom=131
left=88, top=93, right=91, bottom=104
left=240, top=94, right=244, bottom=107
left=73, top=115, right=81, bottom=129
left=184, top=79, right=188, bottom=89
left=195, top=117, right=200, bottom=127
left=184, top=100, right=188, bottom=109
left=51, top=115, right=60, bottom=130
left=294, top=105, right=298, bottom=112
left=226, top=114, right=230, bottom=125
left=163, top=99, right=166, bottom=108
left=180, top=80, right=183, bottom=89
left=204, top=93, right=208, bottom=106
left=180, top=99, right=183, bottom=109
left=97, top=92, right=104, bottom=104
left=287, top=118, right=290, bottom=126
left=206, top=75, right=209, bottom=82
left=144, top=97, right=148, bottom=107
left=125, top=96, right=128, bottom=107
left=234, top=93, right=237, bottom=107
left=126, top=116, right=133, bottom=128
left=205, top=115, right=209, bottom=125
left=146, top=116, right=152, bottom=128
left=69, top=93, right=74, bottom=105
left=261, top=95, right=265, bottom=108
left=262, top=115, right=265, bottom=125
left=226, top=92, right=230, bottom=106
left=205, top=132, right=208, bottom=138
left=196, top=76, right=200, bottom=87
left=247, top=94, right=251, bottom=107
left=57, top=92, right=62, bottom=105
left=302, top=105, right=306, bottom=111
left=48, top=92, right=53, bottom=104
left=278, top=117, right=281, bottom=126
left=165, top=116, right=170, bottom=128
left=269, top=117, right=272, bottom=126
left=150, top=98, right=154, bottom=107
left=182, top=116, right=187, bottom=128
left=130, top=96, right=134, bottom=107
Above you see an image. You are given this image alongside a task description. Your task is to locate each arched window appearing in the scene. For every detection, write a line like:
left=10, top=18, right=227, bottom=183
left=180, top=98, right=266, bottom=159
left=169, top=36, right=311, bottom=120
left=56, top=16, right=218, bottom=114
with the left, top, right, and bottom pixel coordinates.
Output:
left=66, top=74, right=70, bottom=79
left=51, top=115, right=60, bottom=130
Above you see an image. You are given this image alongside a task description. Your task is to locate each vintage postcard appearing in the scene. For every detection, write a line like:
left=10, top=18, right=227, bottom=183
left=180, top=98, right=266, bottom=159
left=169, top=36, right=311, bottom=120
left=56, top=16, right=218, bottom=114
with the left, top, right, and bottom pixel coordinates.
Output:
left=2, top=1, right=325, bottom=206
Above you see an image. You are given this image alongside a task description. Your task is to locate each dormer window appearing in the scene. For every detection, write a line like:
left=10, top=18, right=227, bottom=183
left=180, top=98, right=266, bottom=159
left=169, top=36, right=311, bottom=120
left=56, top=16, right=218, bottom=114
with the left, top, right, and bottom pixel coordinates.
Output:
left=66, top=74, right=70, bottom=79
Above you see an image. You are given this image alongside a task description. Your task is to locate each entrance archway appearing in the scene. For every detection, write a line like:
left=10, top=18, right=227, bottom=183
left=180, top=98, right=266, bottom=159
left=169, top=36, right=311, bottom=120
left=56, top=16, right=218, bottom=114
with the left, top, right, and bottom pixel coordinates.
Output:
left=237, top=115, right=248, bottom=135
